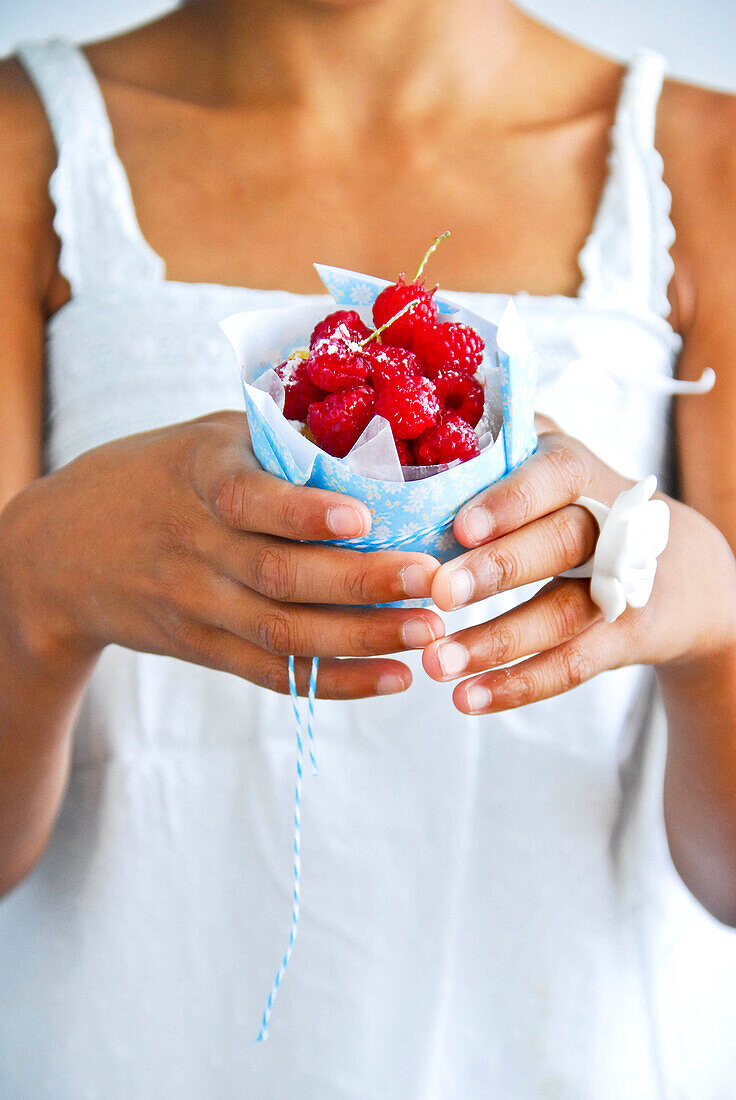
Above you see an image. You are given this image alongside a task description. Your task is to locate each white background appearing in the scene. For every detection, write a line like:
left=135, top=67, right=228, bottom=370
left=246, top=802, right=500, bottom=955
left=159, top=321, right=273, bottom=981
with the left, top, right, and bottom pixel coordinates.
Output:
left=0, top=0, right=734, bottom=92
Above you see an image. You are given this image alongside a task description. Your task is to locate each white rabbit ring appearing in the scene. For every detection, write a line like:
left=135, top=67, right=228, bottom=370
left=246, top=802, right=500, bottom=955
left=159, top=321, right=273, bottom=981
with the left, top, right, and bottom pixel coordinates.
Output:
left=564, top=476, right=670, bottom=624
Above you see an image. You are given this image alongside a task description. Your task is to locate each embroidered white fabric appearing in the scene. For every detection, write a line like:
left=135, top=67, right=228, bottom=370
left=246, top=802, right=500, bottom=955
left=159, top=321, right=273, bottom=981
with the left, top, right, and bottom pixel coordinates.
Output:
left=3, top=39, right=736, bottom=1100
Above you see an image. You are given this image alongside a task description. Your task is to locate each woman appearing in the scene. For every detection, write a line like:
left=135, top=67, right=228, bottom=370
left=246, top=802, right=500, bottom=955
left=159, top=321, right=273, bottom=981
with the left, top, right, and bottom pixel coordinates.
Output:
left=1, top=0, right=736, bottom=1095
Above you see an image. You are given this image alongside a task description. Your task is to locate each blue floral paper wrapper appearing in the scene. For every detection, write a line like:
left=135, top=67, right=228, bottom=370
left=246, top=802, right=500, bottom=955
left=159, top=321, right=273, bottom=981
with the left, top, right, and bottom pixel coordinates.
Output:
left=220, top=266, right=538, bottom=564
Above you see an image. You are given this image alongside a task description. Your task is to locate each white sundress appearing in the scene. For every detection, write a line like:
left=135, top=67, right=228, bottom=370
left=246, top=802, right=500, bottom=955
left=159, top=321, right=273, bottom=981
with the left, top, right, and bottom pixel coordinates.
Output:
left=3, top=37, right=736, bottom=1100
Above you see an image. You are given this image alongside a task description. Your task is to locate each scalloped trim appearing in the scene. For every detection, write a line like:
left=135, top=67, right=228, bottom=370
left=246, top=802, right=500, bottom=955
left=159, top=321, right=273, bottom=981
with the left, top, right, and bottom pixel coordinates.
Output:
left=647, top=143, right=677, bottom=319
left=16, top=40, right=165, bottom=294
left=47, top=143, right=81, bottom=291
left=578, top=49, right=676, bottom=322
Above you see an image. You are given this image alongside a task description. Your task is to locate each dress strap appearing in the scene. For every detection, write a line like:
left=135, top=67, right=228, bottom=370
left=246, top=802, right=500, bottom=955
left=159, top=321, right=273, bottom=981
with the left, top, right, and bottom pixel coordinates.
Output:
left=15, top=39, right=165, bottom=294
left=578, top=49, right=675, bottom=320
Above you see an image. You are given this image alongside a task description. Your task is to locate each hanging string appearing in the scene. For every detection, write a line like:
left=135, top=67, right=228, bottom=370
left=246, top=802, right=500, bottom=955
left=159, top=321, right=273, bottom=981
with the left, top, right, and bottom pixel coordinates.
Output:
left=305, top=659, right=318, bottom=779
left=255, top=654, right=319, bottom=1043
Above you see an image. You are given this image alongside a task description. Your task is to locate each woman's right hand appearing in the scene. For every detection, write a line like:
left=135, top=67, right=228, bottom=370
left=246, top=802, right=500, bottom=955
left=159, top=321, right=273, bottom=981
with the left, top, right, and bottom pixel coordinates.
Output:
left=0, top=411, right=444, bottom=699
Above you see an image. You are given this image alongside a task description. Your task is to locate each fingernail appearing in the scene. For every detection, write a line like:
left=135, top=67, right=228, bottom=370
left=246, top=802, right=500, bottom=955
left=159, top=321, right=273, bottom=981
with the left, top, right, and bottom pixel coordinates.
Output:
left=377, top=671, right=409, bottom=695
left=401, top=563, right=434, bottom=598
left=402, top=618, right=438, bottom=648
left=435, top=641, right=468, bottom=678
left=462, top=507, right=492, bottom=544
left=464, top=684, right=492, bottom=713
left=448, top=567, right=474, bottom=608
left=327, top=505, right=365, bottom=538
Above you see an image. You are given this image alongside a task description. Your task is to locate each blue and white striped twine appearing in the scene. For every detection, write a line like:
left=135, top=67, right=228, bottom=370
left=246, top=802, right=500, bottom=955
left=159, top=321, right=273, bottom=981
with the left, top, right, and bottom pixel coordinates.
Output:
left=255, top=654, right=319, bottom=1043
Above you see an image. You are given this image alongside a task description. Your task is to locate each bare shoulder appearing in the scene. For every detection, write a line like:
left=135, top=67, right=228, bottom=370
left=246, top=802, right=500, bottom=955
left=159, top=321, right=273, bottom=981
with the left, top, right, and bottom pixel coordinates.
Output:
left=659, top=76, right=736, bottom=157
left=658, top=78, right=736, bottom=334
left=0, top=54, right=51, bottom=143
left=0, top=57, right=63, bottom=493
left=0, top=56, right=61, bottom=307
left=658, top=77, right=736, bottom=217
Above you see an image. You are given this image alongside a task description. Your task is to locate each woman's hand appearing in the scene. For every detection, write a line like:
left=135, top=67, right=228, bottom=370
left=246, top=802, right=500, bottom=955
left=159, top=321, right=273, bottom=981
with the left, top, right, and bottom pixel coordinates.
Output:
left=422, top=416, right=736, bottom=714
left=1, top=411, right=444, bottom=700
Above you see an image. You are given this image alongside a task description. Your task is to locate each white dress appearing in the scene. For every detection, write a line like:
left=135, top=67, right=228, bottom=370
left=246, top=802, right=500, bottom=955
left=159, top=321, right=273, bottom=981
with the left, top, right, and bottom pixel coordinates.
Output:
left=3, top=39, right=736, bottom=1100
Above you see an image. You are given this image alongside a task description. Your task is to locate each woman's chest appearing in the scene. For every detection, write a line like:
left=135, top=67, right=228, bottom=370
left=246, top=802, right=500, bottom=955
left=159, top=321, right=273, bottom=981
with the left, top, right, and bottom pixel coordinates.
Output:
left=95, top=87, right=613, bottom=298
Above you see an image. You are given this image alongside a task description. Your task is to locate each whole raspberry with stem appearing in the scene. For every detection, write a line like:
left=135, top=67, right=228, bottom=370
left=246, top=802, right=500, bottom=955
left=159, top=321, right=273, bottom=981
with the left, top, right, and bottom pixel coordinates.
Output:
left=275, top=354, right=326, bottom=421
left=371, top=232, right=449, bottom=348
left=374, top=373, right=440, bottom=440
left=414, top=415, right=481, bottom=465
left=368, top=345, right=423, bottom=390
left=307, top=329, right=372, bottom=392
left=432, top=368, right=484, bottom=428
left=310, top=310, right=372, bottom=347
left=372, top=282, right=437, bottom=350
left=307, top=385, right=376, bottom=458
left=411, top=320, right=485, bottom=376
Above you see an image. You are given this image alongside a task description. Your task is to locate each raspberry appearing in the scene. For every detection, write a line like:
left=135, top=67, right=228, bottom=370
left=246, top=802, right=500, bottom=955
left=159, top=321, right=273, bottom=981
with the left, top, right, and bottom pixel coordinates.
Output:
left=307, top=385, right=376, bottom=458
left=394, top=438, right=414, bottom=466
left=374, top=374, right=440, bottom=440
left=275, top=355, right=326, bottom=421
left=432, top=368, right=484, bottom=428
left=411, top=321, right=485, bottom=376
left=368, top=345, right=423, bottom=389
left=307, top=330, right=372, bottom=392
left=414, top=415, right=481, bottom=465
left=372, top=278, right=438, bottom=349
left=310, top=310, right=372, bottom=347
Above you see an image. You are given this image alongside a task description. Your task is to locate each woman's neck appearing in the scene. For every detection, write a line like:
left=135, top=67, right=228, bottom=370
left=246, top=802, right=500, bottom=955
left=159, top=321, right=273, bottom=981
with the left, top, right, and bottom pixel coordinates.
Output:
left=184, top=0, right=526, bottom=129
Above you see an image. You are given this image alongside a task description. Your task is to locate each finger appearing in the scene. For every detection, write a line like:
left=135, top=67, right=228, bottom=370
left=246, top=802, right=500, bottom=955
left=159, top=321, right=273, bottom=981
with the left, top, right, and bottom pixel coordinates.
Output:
left=208, top=579, right=446, bottom=657
left=295, top=657, right=411, bottom=699
left=432, top=504, right=597, bottom=611
left=207, top=528, right=440, bottom=604
left=453, top=431, right=601, bottom=547
left=533, top=412, right=560, bottom=435
left=210, top=466, right=373, bottom=542
left=423, top=578, right=600, bottom=681
left=185, top=624, right=413, bottom=699
left=450, top=619, right=629, bottom=714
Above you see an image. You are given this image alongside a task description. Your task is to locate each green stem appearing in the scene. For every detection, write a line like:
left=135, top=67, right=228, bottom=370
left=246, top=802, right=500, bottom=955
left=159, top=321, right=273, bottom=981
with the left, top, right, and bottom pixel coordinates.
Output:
left=356, top=232, right=450, bottom=348
left=359, top=298, right=421, bottom=348
left=412, top=230, right=451, bottom=283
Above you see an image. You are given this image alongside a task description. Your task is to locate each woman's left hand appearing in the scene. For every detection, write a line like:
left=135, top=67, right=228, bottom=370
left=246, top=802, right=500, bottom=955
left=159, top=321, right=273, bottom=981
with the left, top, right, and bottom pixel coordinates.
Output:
left=422, top=415, right=736, bottom=714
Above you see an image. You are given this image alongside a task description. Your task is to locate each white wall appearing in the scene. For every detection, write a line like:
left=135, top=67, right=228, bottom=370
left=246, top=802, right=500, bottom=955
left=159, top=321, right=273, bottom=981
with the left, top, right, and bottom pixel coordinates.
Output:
left=1, top=0, right=734, bottom=92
